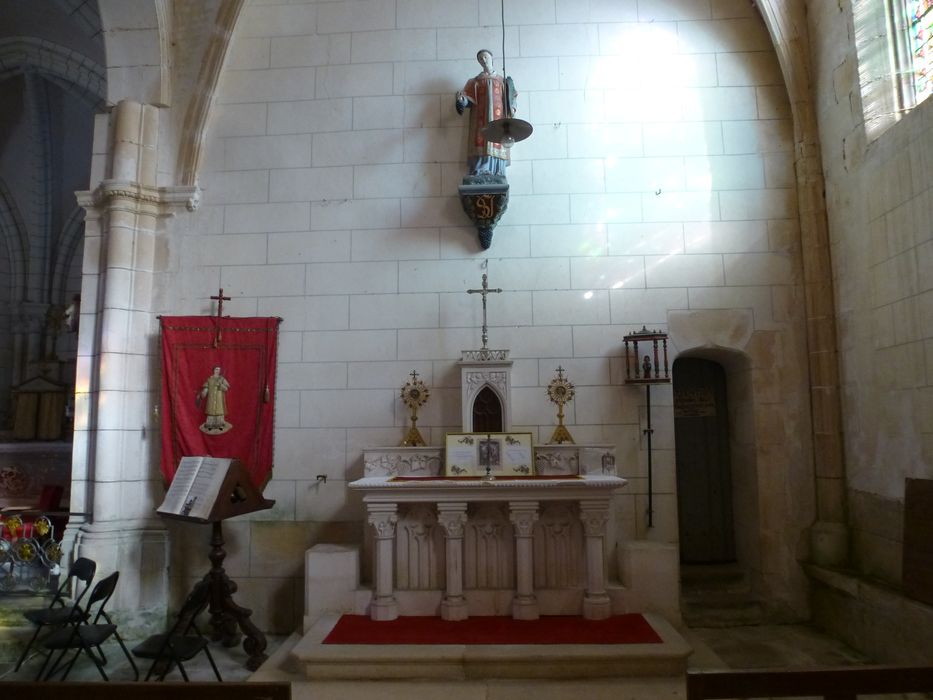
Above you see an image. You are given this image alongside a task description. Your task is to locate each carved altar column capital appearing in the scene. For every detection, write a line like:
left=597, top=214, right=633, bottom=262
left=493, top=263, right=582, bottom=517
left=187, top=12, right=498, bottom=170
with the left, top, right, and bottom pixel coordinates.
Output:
left=508, top=501, right=539, bottom=537
left=579, top=500, right=610, bottom=537
left=367, top=504, right=398, bottom=540
left=437, top=502, right=468, bottom=538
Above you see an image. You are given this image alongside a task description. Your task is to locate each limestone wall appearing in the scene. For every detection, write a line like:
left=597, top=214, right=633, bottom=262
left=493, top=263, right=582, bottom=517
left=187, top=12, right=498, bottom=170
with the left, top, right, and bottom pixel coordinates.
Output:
left=149, top=0, right=813, bottom=632
left=808, top=0, right=933, bottom=589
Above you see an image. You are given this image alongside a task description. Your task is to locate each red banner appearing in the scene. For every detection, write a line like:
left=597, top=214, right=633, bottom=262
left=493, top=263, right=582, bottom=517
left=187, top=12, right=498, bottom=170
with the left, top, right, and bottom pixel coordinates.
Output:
left=160, top=316, right=279, bottom=488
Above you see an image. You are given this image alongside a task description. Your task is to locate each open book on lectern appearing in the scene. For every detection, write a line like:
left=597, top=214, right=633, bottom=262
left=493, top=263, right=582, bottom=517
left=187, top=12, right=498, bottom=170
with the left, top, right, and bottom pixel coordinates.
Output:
left=157, top=456, right=274, bottom=522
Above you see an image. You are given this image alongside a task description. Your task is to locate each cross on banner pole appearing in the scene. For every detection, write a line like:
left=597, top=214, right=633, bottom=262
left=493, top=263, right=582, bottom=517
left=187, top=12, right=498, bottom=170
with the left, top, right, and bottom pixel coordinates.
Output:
left=466, top=262, right=502, bottom=350
left=210, top=288, right=231, bottom=347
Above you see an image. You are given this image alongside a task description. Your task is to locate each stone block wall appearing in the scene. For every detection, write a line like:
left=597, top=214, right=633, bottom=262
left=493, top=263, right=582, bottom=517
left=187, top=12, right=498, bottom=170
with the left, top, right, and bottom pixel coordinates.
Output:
left=154, top=0, right=810, bottom=633
left=809, top=0, right=933, bottom=589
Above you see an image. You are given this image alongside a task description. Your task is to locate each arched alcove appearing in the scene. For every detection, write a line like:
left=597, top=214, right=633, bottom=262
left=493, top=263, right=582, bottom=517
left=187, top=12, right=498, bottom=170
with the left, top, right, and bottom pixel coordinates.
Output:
left=471, top=385, right=504, bottom=434
left=673, top=348, right=765, bottom=622
left=673, top=350, right=760, bottom=575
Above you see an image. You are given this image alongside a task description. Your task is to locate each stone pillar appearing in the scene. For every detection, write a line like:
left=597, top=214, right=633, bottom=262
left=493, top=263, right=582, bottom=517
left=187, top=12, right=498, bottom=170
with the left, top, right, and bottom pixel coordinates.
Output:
left=509, top=501, right=539, bottom=620
left=580, top=500, right=611, bottom=620
left=367, top=503, right=399, bottom=621
left=68, top=100, right=199, bottom=635
left=437, top=502, right=469, bottom=621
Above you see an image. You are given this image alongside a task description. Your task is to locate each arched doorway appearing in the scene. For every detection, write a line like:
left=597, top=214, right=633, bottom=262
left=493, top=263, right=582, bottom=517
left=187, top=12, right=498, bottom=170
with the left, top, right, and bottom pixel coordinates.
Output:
left=673, top=357, right=736, bottom=564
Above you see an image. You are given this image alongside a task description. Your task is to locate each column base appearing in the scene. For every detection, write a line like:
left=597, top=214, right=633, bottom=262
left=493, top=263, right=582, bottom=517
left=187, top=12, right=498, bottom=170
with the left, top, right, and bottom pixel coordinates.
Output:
left=512, top=595, right=539, bottom=620
left=72, top=519, right=169, bottom=638
left=441, top=596, right=469, bottom=621
left=809, top=520, right=849, bottom=568
left=583, top=594, right=611, bottom=620
left=370, top=597, right=399, bottom=621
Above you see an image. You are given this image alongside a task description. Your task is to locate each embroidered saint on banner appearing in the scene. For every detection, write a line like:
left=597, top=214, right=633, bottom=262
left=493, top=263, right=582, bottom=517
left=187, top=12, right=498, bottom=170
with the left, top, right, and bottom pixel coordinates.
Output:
left=160, top=316, right=279, bottom=488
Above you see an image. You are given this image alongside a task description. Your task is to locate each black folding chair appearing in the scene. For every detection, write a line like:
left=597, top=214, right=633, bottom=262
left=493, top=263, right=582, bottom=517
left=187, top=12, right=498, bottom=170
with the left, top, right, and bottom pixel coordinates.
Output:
left=14, top=556, right=96, bottom=672
left=38, top=570, right=139, bottom=681
left=132, top=579, right=222, bottom=681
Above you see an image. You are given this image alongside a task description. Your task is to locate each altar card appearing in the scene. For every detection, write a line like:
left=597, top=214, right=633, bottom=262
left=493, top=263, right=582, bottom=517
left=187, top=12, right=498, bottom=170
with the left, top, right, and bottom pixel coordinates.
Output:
left=444, top=432, right=534, bottom=477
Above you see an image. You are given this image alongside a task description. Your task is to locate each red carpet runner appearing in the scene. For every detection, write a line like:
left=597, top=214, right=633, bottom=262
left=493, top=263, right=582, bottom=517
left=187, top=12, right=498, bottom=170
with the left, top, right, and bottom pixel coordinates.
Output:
left=323, top=614, right=662, bottom=645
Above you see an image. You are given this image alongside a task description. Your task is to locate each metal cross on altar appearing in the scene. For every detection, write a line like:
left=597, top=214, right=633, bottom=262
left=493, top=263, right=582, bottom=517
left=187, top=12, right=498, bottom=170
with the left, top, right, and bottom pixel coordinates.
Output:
left=211, top=288, right=231, bottom=347
left=409, top=369, right=420, bottom=382
left=466, top=266, right=502, bottom=350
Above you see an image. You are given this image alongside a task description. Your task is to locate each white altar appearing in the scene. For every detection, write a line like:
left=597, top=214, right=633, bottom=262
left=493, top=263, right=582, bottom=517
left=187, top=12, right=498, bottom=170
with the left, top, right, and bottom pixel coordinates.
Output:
left=303, top=277, right=659, bottom=626
left=350, top=473, right=625, bottom=622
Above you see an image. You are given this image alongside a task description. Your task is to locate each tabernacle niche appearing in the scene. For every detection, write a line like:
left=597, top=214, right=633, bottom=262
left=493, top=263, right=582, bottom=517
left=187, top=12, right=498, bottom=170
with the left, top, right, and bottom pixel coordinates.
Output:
left=472, top=385, right=503, bottom=433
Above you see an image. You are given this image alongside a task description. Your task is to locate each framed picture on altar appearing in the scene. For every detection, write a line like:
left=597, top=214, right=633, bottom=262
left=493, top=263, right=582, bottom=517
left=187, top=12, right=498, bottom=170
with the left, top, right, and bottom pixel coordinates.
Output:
left=444, top=432, right=534, bottom=477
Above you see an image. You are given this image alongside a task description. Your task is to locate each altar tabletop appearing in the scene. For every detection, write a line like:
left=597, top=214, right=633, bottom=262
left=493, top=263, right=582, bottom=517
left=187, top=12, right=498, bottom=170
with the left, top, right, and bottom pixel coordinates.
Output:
left=348, top=475, right=626, bottom=503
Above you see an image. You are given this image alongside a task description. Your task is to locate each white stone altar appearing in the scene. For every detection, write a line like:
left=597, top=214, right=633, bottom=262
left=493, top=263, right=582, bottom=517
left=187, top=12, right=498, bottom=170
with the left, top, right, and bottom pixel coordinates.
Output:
left=351, top=473, right=625, bottom=622
left=300, top=279, right=672, bottom=628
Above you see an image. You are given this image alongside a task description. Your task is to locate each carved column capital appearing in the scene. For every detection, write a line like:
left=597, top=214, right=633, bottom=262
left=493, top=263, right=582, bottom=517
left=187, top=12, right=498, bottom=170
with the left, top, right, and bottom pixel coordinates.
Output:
left=579, top=501, right=610, bottom=537
left=508, top=502, right=539, bottom=537
left=368, top=505, right=398, bottom=539
left=437, top=503, right=469, bottom=538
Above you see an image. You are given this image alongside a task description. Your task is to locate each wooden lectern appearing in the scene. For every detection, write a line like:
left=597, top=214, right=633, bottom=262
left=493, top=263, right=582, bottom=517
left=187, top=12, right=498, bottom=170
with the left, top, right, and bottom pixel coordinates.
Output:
left=158, top=457, right=274, bottom=671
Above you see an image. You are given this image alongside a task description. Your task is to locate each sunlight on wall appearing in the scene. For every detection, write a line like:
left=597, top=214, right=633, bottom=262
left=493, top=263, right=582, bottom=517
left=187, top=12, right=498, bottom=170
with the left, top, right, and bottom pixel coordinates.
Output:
left=853, top=0, right=933, bottom=140
left=579, top=20, right=716, bottom=280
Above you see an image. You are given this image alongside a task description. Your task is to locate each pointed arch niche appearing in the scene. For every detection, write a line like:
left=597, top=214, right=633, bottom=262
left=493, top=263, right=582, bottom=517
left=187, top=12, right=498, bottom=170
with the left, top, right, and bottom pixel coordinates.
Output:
left=459, top=353, right=513, bottom=434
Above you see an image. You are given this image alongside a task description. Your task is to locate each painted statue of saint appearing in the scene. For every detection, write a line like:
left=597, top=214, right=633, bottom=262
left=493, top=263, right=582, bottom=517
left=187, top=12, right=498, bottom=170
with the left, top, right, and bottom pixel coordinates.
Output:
left=456, top=49, right=517, bottom=181
left=197, top=366, right=232, bottom=435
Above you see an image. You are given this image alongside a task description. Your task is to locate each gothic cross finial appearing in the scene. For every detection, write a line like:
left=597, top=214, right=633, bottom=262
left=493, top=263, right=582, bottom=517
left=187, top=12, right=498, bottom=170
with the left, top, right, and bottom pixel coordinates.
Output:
left=466, top=263, right=503, bottom=350
left=556, top=365, right=565, bottom=379
left=409, top=369, right=420, bottom=382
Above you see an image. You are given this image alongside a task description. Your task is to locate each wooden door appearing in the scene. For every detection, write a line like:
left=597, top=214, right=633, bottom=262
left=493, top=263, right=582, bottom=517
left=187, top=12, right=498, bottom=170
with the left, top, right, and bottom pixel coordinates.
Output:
left=673, top=358, right=735, bottom=563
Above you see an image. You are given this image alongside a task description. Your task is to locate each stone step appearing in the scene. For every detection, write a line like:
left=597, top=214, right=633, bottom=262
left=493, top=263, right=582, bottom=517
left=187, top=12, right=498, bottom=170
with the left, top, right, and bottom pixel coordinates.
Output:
left=680, top=563, right=749, bottom=593
left=293, top=612, right=692, bottom=681
left=681, top=593, right=767, bottom=628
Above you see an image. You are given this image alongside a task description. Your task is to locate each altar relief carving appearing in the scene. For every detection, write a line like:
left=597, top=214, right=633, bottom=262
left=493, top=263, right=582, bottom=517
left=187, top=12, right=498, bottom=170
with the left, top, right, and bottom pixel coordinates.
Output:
left=464, top=503, right=513, bottom=589
left=396, top=504, right=442, bottom=590
left=363, top=449, right=442, bottom=477
left=351, top=476, right=624, bottom=621
left=466, top=370, right=507, bottom=393
left=535, top=504, right=584, bottom=589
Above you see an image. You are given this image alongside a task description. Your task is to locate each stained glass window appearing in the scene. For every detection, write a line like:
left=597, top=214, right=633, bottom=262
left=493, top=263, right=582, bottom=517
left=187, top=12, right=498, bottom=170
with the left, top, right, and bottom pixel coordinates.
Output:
left=908, top=0, right=933, bottom=102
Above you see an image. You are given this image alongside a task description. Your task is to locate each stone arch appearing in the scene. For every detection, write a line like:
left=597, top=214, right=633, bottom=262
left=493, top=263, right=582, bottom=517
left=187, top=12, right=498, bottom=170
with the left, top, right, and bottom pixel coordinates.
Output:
left=0, top=37, right=106, bottom=109
left=754, top=0, right=848, bottom=564
left=50, top=206, right=86, bottom=305
left=52, top=0, right=103, bottom=39
left=177, top=0, right=249, bottom=186
left=0, top=177, right=29, bottom=301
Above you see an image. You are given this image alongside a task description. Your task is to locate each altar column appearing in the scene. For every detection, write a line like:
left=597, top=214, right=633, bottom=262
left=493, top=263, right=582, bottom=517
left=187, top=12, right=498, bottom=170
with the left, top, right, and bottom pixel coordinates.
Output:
left=509, top=501, right=539, bottom=620
left=437, top=502, right=469, bottom=621
left=367, top=503, right=399, bottom=621
left=580, top=500, right=612, bottom=620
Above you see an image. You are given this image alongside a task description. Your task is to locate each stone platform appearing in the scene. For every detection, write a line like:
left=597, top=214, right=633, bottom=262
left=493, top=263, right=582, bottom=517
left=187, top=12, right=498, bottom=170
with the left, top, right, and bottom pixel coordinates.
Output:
left=291, top=612, right=691, bottom=681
